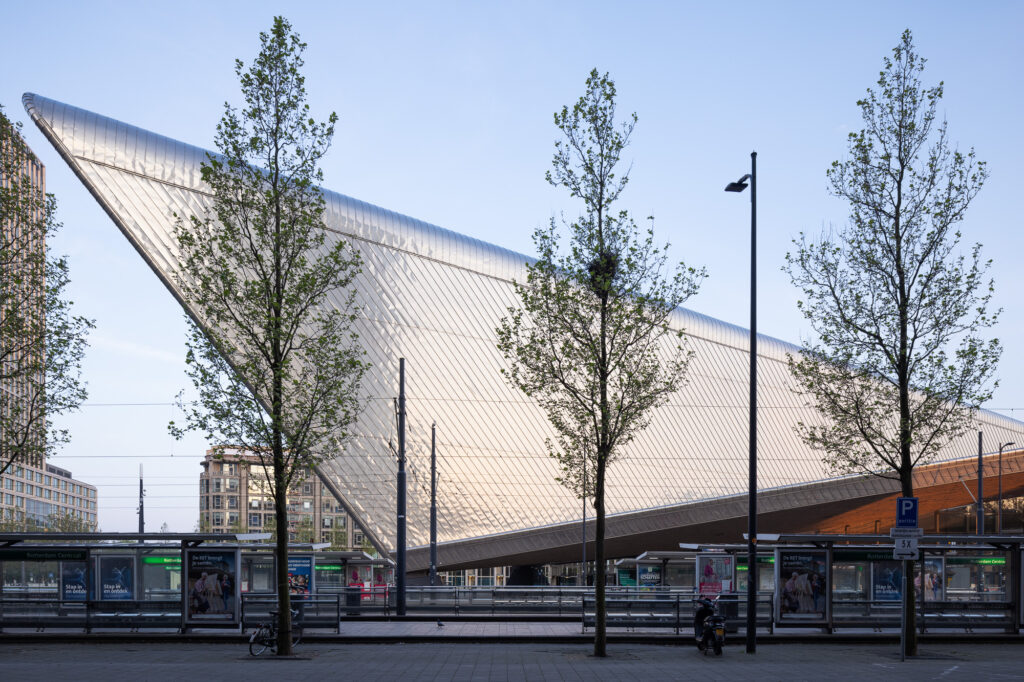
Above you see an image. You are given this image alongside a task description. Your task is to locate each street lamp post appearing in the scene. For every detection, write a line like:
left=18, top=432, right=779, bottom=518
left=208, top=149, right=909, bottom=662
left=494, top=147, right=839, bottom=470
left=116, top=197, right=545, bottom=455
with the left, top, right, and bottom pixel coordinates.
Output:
left=725, top=151, right=757, bottom=654
left=999, top=441, right=1016, bottom=534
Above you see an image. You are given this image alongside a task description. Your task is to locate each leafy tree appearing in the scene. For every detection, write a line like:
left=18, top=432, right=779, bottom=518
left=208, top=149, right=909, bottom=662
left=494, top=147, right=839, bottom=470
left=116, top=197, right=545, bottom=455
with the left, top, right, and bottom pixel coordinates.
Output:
left=170, top=17, right=367, bottom=655
left=44, top=510, right=96, bottom=533
left=497, top=70, right=703, bottom=657
left=785, top=30, right=999, bottom=656
left=0, top=105, right=92, bottom=477
left=0, top=509, right=95, bottom=533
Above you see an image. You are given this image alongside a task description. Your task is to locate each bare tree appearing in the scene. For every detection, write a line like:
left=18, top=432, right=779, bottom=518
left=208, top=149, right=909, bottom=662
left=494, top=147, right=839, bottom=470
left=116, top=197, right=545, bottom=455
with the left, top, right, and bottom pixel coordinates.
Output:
left=498, top=70, right=704, bottom=657
left=785, top=30, right=999, bottom=656
left=170, top=17, right=367, bottom=655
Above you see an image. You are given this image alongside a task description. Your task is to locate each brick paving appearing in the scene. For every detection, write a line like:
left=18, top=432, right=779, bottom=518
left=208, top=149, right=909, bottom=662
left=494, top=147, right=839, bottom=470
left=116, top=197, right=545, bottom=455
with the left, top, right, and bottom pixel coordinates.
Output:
left=2, top=640, right=1023, bottom=680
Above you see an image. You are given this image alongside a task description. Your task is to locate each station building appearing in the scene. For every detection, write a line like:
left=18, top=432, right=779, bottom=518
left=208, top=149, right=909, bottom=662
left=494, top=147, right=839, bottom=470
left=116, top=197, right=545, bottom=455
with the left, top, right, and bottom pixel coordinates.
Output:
left=22, top=93, right=1024, bottom=575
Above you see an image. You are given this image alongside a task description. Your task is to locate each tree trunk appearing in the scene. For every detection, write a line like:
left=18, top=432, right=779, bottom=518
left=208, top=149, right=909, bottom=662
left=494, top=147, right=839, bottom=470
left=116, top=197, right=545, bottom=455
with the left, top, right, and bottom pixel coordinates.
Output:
left=274, top=444, right=293, bottom=655
left=593, top=455, right=607, bottom=657
left=900, top=467, right=917, bottom=657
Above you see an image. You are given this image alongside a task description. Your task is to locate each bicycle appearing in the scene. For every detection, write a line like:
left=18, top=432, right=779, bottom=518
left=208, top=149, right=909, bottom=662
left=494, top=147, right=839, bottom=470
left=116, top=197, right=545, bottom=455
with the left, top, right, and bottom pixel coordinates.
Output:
left=249, top=608, right=303, bottom=656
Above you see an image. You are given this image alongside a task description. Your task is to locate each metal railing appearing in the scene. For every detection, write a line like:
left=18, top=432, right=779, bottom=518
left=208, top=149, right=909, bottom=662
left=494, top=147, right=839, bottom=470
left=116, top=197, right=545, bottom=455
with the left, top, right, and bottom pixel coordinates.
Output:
left=0, top=588, right=1018, bottom=635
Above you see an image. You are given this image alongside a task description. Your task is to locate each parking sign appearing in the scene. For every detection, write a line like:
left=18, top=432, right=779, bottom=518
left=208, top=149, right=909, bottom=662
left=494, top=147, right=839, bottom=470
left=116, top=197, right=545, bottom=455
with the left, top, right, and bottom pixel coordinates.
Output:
left=896, top=497, right=918, bottom=528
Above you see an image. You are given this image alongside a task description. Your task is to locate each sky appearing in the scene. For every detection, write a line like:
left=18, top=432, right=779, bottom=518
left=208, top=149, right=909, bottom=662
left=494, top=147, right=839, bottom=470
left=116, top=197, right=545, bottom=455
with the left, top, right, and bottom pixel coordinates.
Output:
left=2, top=1, right=1022, bottom=532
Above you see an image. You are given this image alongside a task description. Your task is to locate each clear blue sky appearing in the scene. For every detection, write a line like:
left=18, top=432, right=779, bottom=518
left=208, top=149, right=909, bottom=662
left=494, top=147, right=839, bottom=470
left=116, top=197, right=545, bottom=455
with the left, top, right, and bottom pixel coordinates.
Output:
left=2, top=1, right=1022, bottom=532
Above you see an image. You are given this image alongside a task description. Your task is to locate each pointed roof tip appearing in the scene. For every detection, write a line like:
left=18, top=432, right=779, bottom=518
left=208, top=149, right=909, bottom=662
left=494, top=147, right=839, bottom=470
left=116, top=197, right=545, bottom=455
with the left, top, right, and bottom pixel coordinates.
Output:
left=22, top=92, right=39, bottom=113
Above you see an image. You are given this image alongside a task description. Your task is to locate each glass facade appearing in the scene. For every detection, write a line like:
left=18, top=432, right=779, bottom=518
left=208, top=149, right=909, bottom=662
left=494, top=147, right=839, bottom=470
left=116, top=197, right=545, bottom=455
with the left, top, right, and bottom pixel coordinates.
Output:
left=23, top=93, right=1024, bottom=558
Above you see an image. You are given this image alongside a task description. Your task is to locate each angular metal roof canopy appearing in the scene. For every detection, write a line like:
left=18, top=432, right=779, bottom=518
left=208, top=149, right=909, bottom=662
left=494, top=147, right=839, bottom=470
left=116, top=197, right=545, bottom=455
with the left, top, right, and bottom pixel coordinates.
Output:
left=24, top=93, right=1024, bottom=564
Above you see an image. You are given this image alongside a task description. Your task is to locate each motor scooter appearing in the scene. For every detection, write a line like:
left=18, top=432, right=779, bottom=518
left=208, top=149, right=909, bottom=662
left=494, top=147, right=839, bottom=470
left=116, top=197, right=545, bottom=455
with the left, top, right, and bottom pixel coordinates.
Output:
left=693, top=596, right=726, bottom=656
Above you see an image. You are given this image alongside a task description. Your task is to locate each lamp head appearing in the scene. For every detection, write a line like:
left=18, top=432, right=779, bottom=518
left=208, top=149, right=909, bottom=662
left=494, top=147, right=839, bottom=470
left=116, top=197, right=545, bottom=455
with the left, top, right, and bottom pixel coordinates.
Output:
left=725, top=174, right=751, bottom=193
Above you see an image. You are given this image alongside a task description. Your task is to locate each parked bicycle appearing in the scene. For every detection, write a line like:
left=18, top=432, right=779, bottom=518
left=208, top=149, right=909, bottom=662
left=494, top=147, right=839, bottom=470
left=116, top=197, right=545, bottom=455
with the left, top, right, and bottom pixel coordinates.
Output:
left=249, top=608, right=303, bottom=656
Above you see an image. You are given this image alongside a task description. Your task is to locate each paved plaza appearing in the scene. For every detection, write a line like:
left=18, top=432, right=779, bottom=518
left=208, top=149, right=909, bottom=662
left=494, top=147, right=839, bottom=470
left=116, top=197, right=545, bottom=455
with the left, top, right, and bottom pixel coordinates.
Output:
left=2, top=640, right=1023, bottom=680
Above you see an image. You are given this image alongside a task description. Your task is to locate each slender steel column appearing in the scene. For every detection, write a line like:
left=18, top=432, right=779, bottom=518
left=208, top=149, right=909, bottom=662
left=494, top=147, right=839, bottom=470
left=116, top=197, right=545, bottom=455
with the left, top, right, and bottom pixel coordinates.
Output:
left=430, top=422, right=438, bottom=586
left=724, top=154, right=759, bottom=653
left=581, top=455, right=587, bottom=587
left=397, top=358, right=407, bottom=615
left=977, top=431, right=984, bottom=535
left=746, top=151, right=758, bottom=654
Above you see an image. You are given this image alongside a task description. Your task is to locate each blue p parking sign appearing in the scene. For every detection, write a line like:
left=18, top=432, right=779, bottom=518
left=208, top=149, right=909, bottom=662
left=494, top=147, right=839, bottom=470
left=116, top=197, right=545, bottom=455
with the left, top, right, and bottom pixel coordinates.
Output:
left=896, top=497, right=918, bottom=528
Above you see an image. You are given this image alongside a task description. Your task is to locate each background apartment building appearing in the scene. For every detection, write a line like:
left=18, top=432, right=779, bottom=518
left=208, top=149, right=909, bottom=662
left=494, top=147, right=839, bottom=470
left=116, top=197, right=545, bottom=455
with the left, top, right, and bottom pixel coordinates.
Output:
left=1, top=113, right=46, bottom=473
left=198, top=448, right=361, bottom=549
left=0, top=461, right=98, bottom=528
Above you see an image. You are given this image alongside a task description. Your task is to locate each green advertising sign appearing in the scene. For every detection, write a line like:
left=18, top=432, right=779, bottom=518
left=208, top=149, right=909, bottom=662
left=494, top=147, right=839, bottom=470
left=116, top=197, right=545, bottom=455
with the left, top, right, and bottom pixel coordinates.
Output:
left=142, top=556, right=182, bottom=565
left=946, top=557, right=1006, bottom=566
left=616, top=568, right=636, bottom=586
left=737, top=556, right=775, bottom=570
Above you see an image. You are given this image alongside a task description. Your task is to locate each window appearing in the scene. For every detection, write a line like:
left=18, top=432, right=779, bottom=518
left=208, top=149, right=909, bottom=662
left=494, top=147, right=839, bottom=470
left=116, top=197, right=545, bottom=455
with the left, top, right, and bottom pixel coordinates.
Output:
left=3, top=479, right=11, bottom=490
left=249, top=514, right=261, bottom=527
left=200, top=479, right=209, bottom=494
left=61, top=480, right=67, bottom=490
left=212, top=512, right=223, bottom=526
left=15, top=482, right=23, bottom=493
left=213, top=478, right=223, bottom=493
left=250, top=499, right=261, bottom=509
left=225, top=463, right=237, bottom=475
left=322, top=517, right=332, bottom=528
left=44, top=475, right=51, bottom=486
left=213, top=495, right=222, bottom=509
left=302, top=501, right=311, bottom=511
left=302, top=483, right=312, bottom=495
left=228, top=512, right=239, bottom=526
left=354, top=532, right=364, bottom=546
left=227, top=496, right=238, bottom=509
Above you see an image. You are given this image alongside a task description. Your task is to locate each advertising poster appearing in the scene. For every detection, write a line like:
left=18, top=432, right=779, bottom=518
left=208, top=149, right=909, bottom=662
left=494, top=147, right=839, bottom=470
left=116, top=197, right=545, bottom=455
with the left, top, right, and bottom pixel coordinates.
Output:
left=872, top=561, right=903, bottom=601
left=637, top=564, right=662, bottom=588
left=99, top=556, right=134, bottom=601
left=186, top=549, right=238, bottom=622
left=778, top=550, right=827, bottom=619
left=697, top=554, right=734, bottom=596
left=288, top=556, right=313, bottom=597
left=918, top=558, right=943, bottom=601
left=616, top=568, right=637, bottom=587
left=61, top=561, right=89, bottom=601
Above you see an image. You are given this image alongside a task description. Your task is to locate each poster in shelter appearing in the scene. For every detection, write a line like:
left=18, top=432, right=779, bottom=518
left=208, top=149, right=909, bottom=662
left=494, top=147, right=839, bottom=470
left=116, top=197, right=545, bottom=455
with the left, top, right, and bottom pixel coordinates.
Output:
left=872, top=560, right=903, bottom=601
left=918, top=558, right=944, bottom=601
left=186, top=549, right=237, bottom=622
left=697, top=554, right=734, bottom=596
left=638, top=564, right=661, bottom=588
left=778, top=550, right=827, bottom=618
left=99, top=556, right=134, bottom=600
left=61, top=561, right=89, bottom=601
left=288, top=555, right=313, bottom=597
